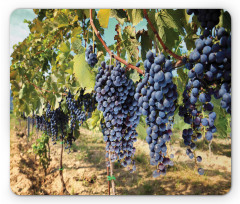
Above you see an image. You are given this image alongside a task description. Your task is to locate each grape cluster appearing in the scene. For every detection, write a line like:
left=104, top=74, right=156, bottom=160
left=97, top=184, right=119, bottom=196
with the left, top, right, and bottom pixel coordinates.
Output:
left=219, top=83, right=231, bottom=113
left=36, top=114, right=51, bottom=139
left=187, top=9, right=221, bottom=34
left=38, top=103, right=69, bottom=145
left=180, top=27, right=231, bottom=175
left=94, top=61, right=141, bottom=171
left=186, top=27, right=231, bottom=114
left=35, top=90, right=96, bottom=152
left=36, top=115, right=45, bottom=131
left=66, top=89, right=96, bottom=130
left=135, top=51, right=178, bottom=177
left=85, top=45, right=98, bottom=67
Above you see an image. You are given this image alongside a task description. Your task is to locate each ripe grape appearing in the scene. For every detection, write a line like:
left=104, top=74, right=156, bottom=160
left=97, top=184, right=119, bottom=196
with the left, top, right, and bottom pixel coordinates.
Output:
left=95, top=61, right=140, bottom=171
left=187, top=9, right=221, bottom=32
left=136, top=51, right=178, bottom=176
left=198, top=168, right=204, bottom=175
left=85, top=45, right=98, bottom=67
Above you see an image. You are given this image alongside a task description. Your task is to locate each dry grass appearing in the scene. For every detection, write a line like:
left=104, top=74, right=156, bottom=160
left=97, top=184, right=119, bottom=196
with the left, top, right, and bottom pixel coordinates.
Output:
left=10, top=116, right=231, bottom=195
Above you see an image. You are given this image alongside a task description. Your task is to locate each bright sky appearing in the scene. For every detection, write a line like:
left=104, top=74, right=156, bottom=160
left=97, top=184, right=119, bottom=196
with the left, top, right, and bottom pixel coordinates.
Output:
left=10, top=9, right=36, bottom=55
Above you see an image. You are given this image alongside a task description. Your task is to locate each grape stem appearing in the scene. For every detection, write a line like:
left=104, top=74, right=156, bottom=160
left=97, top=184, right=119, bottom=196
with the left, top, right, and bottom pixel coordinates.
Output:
left=142, top=9, right=183, bottom=62
left=89, top=9, right=144, bottom=75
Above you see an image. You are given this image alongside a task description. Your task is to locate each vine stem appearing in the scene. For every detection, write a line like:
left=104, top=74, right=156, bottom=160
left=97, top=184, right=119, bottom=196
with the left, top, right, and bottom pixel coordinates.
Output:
left=24, top=74, right=67, bottom=97
left=143, top=9, right=183, bottom=61
left=89, top=9, right=144, bottom=75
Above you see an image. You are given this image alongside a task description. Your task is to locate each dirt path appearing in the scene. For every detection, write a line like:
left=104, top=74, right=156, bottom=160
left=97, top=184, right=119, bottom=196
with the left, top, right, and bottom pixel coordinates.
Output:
left=10, top=119, right=231, bottom=195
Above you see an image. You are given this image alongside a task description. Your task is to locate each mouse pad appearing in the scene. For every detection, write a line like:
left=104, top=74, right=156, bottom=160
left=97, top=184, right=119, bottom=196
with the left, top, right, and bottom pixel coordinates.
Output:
left=10, top=9, right=231, bottom=195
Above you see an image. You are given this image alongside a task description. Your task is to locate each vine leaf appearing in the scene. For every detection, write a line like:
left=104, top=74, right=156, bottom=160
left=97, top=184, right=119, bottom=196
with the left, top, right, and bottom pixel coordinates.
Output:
left=73, top=52, right=96, bottom=94
left=59, top=41, right=70, bottom=53
left=218, top=10, right=231, bottom=32
left=30, top=19, right=44, bottom=34
left=155, top=11, right=180, bottom=50
left=110, top=9, right=127, bottom=25
left=97, top=9, right=111, bottom=28
left=126, top=9, right=143, bottom=26
left=19, top=87, right=24, bottom=99
left=129, top=71, right=140, bottom=83
left=122, top=26, right=140, bottom=63
left=72, top=27, right=82, bottom=37
left=87, top=109, right=101, bottom=130
left=212, top=97, right=229, bottom=138
left=177, top=68, right=188, bottom=82
left=136, top=30, right=152, bottom=61
left=71, top=37, right=82, bottom=53
left=56, top=12, right=69, bottom=28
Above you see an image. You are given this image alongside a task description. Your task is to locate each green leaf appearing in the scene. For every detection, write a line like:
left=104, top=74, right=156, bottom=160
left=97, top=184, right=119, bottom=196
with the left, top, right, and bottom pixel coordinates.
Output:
left=72, top=27, right=82, bottom=37
left=122, top=26, right=140, bottom=63
left=19, top=84, right=26, bottom=99
left=155, top=10, right=180, bottom=50
left=160, top=9, right=185, bottom=35
left=126, top=9, right=143, bottom=26
left=54, top=95, right=62, bottom=110
left=184, top=9, right=191, bottom=24
left=97, top=9, right=111, bottom=28
left=83, top=9, right=90, bottom=18
left=110, top=9, right=127, bottom=25
left=211, top=97, right=230, bottom=138
left=177, top=68, right=188, bottom=82
left=59, top=41, right=70, bottom=53
left=65, top=68, right=73, bottom=75
left=73, top=52, right=96, bottom=93
left=71, top=37, right=82, bottom=53
left=87, top=109, right=101, bottom=130
left=218, top=10, right=231, bottom=32
left=56, top=12, right=69, bottom=28
left=137, top=30, right=152, bottom=61
left=129, top=70, right=140, bottom=83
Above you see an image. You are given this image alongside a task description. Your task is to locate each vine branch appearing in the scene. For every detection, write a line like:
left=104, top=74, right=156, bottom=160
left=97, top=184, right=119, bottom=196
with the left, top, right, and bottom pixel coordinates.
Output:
left=143, top=9, right=183, bottom=62
left=24, top=74, right=67, bottom=97
left=89, top=9, right=144, bottom=75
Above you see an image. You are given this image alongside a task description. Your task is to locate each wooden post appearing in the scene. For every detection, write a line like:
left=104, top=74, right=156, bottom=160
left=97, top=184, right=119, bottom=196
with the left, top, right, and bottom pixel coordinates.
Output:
left=108, top=151, right=116, bottom=195
left=27, top=117, right=30, bottom=141
left=106, top=158, right=110, bottom=195
left=32, top=117, right=34, bottom=133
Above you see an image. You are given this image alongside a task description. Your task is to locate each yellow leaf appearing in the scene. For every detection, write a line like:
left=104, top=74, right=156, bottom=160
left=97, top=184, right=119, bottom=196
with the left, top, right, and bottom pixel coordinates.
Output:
left=97, top=9, right=111, bottom=28
left=30, top=19, right=44, bottom=34
left=72, top=15, right=78, bottom=24
left=10, top=70, right=17, bottom=80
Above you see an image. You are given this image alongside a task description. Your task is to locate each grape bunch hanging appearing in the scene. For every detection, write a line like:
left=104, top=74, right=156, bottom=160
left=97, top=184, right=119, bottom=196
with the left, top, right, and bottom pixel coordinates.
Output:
left=135, top=51, right=178, bottom=177
left=35, top=89, right=97, bottom=152
left=94, top=61, right=141, bottom=171
left=180, top=27, right=231, bottom=174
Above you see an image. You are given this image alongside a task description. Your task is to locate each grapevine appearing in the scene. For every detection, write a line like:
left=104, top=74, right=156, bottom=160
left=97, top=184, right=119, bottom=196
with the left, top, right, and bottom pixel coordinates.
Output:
left=10, top=9, right=231, bottom=195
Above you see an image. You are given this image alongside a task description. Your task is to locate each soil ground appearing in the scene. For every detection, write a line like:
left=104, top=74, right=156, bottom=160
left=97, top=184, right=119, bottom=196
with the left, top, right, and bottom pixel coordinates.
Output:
left=10, top=115, right=231, bottom=195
